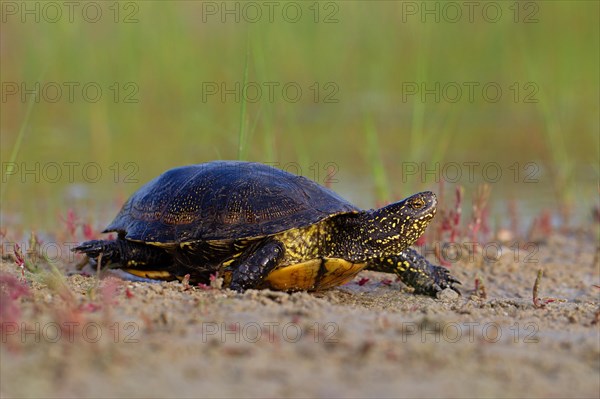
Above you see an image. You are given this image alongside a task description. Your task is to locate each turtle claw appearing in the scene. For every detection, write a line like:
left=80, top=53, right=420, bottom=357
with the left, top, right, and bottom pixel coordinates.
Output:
left=72, top=239, right=123, bottom=266
left=429, top=265, right=462, bottom=296
left=366, top=249, right=463, bottom=297
left=72, top=240, right=105, bottom=257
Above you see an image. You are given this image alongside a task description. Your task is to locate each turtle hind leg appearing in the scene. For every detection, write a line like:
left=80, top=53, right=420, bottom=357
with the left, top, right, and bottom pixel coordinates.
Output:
left=73, top=238, right=173, bottom=270
left=367, top=248, right=461, bottom=296
left=73, top=239, right=125, bottom=266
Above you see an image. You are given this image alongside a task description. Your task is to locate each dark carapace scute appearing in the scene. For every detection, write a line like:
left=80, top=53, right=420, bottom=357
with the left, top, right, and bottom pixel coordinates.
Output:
left=106, top=161, right=359, bottom=243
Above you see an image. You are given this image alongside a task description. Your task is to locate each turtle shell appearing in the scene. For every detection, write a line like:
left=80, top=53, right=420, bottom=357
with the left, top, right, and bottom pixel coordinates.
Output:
left=105, top=161, right=359, bottom=244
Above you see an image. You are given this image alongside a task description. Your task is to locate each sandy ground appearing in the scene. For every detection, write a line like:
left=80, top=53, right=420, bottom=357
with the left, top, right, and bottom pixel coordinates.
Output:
left=1, top=230, right=599, bottom=398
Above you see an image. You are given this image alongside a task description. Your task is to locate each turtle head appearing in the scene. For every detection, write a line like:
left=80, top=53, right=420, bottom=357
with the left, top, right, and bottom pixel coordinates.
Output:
left=362, top=191, right=437, bottom=257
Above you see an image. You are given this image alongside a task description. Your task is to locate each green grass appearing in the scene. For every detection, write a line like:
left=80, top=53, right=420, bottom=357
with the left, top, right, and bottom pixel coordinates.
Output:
left=237, top=37, right=250, bottom=161
left=1, top=96, right=34, bottom=207
left=364, top=115, right=390, bottom=203
left=1, top=1, right=598, bottom=230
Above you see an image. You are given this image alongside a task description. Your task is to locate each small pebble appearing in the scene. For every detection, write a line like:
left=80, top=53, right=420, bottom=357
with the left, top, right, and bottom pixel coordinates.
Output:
left=437, top=288, right=459, bottom=301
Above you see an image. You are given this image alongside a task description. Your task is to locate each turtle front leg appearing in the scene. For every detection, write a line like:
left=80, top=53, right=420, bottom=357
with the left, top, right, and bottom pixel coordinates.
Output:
left=367, top=248, right=461, bottom=296
left=73, top=239, right=173, bottom=269
left=229, top=240, right=285, bottom=292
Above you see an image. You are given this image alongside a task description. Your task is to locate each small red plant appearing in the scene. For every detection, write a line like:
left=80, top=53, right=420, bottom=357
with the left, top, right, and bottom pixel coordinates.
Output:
left=448, top=186, right=463, bottom=243
left=0, top=228, right=6, bottom=257
left=13, top=244, right=25, bottom=278
left=592, top=310, right=600, bottom=325
left=533, top=269, right=556, bottom=308
left=0, top=273, right=30, bottom=324
left=82, top=223, right=95, bottom=240
left=468, top=184, right=491, bottom=242
left=357, top=277, right=370, bottom=286
left=78, top=303, right=102, bottom=313
left=480, top=206, right=491, bottom=238
left=538, top=209, right=553, bottom=236
left=181, top=274, right=192, bottom=291
left=474, top=276, right=487, bottom=299
left=414, top=235, right=426, bottom=247
left=507, top=199, right=520, bottom=237
left=61, top=209, right=79, bottom=238
left=527, top=209, right=554, bottom=241
left=436, top=185, right=463, bottom=244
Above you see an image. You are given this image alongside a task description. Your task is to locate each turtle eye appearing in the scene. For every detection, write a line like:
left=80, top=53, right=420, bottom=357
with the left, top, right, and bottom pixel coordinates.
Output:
left=410, top=197, right=425, bottom=210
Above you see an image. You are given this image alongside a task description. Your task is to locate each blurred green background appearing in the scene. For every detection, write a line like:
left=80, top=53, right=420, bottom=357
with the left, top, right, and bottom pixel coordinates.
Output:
left=1, top=1, right=598, bottom=233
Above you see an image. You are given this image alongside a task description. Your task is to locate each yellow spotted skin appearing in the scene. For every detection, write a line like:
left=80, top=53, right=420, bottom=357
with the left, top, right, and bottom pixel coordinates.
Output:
left=255, top=221, right=369, bottom=291
left=274, top=224, right=324, bottom=263
left=388, top=257, right=420, bottom=278
left=250, top=198, right=435, bottom=291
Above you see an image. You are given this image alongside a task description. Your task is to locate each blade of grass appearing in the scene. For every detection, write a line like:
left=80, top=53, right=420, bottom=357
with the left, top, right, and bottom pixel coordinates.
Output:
left=519, top=39, right=573, bottom=208
left=364, top=115, right=390, bottom=203
left=408, top=24, right=432, bottom=162
left=1, top=82, right=39, bottom=206
left=251, top=33, right=275, bottom=163
left=237, top=37, right=250, bottom=161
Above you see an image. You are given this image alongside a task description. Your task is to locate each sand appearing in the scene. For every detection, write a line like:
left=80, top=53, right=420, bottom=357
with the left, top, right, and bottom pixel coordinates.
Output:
left=1, top=230, right=599, bottom=398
